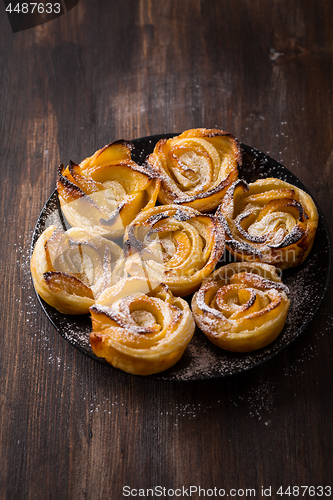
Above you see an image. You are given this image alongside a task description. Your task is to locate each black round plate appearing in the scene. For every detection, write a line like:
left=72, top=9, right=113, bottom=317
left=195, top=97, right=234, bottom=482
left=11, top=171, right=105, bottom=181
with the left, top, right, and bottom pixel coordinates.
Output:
left=31, top=135, right=331, bottom=380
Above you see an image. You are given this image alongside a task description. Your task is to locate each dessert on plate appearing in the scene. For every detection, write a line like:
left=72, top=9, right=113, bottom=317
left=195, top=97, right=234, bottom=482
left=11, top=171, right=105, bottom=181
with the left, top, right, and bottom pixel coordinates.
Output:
left=90, top=277, right=195, bottom=375
left=123, top=204, right=225, bottom=296
left=30, top=130, right=320, bottom=375
left=217, top=178, right=318, bottom=269
left=146, top=128, right=241, bottom=213
left=192, top=262, right=290, bottom=352
left=31, top=226, right=125, bottom=314
left=57, top=140, right=160, bottom=238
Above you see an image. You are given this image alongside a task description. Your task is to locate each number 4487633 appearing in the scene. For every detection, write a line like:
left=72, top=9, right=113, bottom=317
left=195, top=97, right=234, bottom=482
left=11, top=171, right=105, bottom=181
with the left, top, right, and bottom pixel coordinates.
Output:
left=5, top=3, right=61, bottom=14
left=276, top=485, right=331, bottom=496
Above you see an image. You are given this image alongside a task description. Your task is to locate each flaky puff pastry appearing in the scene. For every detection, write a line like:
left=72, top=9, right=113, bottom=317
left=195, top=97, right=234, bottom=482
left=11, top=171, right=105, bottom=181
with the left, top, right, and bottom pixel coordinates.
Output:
left=89, top=277, right=195, bottom=375
left=146, top=128, right=241, bottom=212
left=57, top=140, right=160, bottom=238
left=124, top=204, right=225, bottom=297
left=217, top=178, right=318, bottom=269
left=30, top=225, right=125, bottom=314
left=192, top=262, right=290, bottom=352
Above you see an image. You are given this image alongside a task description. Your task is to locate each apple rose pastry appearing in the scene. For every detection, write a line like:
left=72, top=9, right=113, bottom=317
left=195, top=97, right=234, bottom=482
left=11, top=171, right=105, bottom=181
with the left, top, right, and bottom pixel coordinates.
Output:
left=192, top=262, right=290, bottom=352
left=89, top=277, right=195, bottom=375
left=217, top=178, right=318, bottom=269
left=123, top=205, right=225, bottom=297
left=57, top=140, right=160, bottom=238
left=30, top=225, right=125, bottom=314
left=146, top=128, right=241, bottom=212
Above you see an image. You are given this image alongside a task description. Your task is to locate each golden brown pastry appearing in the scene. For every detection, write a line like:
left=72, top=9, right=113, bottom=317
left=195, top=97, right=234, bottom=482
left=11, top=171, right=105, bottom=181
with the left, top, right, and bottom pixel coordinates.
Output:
left=192, top=262, right=290, bottom=352
left=89, top=277, right=195, bottom=375
left=217, top=178, right=318, bottom=269
left=57, top=140, right=160, bottom=238
left=30, top=225, right=125, bottom=314
left=146, top=128, right=241, bottom=212
left=123, top=204, right=225, bottom=296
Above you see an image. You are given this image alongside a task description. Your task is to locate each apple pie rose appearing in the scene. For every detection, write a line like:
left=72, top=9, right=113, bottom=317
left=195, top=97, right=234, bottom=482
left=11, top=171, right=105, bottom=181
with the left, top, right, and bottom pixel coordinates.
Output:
left=123, top=204, right=225, bottom=296
left=192, top=262, right=290, bottom=352
left=216, top=178, right=318, bottom=269
left=57, top=140, right=160, bottom=238
left=146, top=128, right=241, bottom=212
left=30, top=226, right=125, bottom=314
left=89, top=277, right=195, bottom=375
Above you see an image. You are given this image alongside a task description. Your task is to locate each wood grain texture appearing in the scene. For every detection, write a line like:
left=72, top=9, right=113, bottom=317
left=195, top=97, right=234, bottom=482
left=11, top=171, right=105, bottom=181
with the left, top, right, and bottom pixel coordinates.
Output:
left=0, top=0, right=332, bottom=498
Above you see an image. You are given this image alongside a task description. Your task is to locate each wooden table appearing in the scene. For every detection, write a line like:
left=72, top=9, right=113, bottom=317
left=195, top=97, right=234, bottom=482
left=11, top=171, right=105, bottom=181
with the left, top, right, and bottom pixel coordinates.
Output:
left=1, top=1, right=332, bottom=498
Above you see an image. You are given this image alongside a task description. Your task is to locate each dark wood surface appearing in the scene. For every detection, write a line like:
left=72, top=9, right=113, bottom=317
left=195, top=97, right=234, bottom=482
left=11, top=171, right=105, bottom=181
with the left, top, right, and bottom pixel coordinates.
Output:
left=1, top=1, right=332, bottom=498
